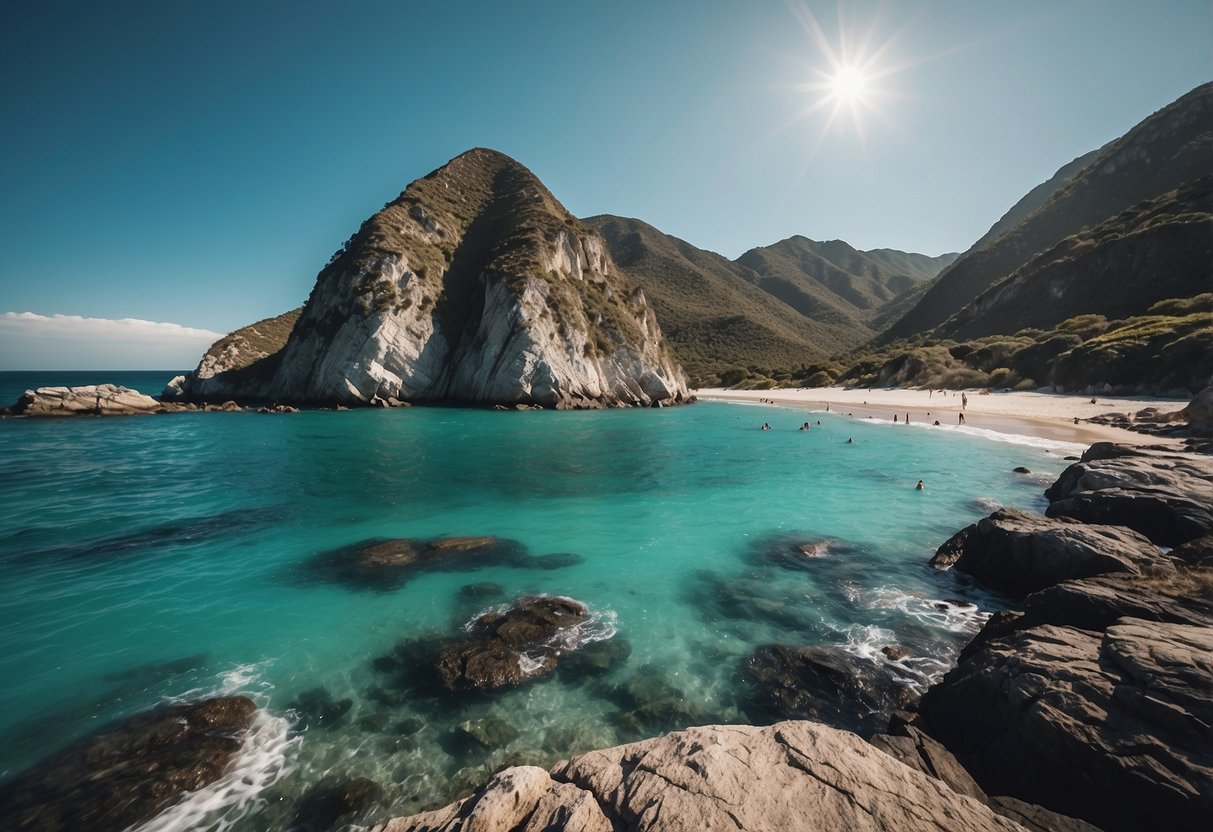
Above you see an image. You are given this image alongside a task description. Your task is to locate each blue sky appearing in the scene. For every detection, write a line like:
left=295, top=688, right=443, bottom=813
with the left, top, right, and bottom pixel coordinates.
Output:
left=1, top=0, right=1209, bottom=369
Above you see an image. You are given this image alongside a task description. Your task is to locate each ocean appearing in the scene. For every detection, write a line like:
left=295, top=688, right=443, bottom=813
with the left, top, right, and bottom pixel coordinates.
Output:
left=0, top=371, right=1086, bottom=830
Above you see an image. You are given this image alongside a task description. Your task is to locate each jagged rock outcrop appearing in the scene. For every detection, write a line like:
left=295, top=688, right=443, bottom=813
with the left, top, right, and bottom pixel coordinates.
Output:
left=435, top=595, right=595, bottom=690
left=917, top=619, right=1213, bottom=832
left=175, top=308, right=302, bottom=402
left=372, top=721, right=1028, bottom=832
left=0, top=696, right=257, bottom=832
left=9, top=384, right=166, bottom=416
left=1044, top=442, right=1213, bottom=545
left=202, top=149, right=687, bottom=408
left=929, top=508, right=1166, bottom=596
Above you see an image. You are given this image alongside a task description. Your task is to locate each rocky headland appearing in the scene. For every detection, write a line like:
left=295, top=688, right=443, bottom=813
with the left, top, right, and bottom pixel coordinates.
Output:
left=365, top=442, right=1211, bottom=832
left=171, top=148, right=688, bottom=410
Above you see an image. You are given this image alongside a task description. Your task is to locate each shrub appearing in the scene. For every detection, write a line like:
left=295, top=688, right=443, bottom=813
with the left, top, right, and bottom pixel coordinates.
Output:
left=989, top=367, right=1019, bottom=388
left=1014, top=377, right=1038, bottom=391
left=1147, top=293, right=1213, bottom=316
left=941, top=368, right=991, bottom=389
left=1055, top=314, right=1109, bottom=339
left=803, top=370, right=836, bottom=387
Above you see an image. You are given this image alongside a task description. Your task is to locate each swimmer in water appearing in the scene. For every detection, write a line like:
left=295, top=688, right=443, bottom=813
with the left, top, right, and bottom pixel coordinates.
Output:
left=916, top=480, right=924, bottom=490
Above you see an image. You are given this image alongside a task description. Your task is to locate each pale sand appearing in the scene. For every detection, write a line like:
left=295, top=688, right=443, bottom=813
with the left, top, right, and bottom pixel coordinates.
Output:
left=696, top=387, right=1190, bottom=447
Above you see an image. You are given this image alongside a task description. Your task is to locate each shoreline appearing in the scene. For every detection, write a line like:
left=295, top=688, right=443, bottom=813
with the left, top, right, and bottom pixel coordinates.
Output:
left=696, top=386, right=1189, bottom=447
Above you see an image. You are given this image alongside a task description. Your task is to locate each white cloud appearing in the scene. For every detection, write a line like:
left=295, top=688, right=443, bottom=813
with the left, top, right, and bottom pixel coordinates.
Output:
left=0, top=311, right=224, bottom=370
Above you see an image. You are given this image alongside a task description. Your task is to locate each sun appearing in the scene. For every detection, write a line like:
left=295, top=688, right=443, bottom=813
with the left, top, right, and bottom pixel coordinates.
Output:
left=829, top=65, right=868, bottom=105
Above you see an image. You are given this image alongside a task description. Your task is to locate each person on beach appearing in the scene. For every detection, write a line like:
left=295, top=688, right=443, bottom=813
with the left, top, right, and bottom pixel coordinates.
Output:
left=894, top=414, right=898, bottom=422
left=916, top=480, right=924, bottom=490
left=934, top=420, right=940, bottom=425
left=961, top=392, right=968, bottom=410
left=905, top=413, right=910, bottom=423
left=958, top=413, right=965, bottom=425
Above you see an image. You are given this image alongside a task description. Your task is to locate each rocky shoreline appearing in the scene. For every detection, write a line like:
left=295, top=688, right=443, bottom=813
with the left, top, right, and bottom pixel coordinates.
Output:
left=367, top=441, right=1212, bottom=832
left=0, top=441, right=1208, bottom=831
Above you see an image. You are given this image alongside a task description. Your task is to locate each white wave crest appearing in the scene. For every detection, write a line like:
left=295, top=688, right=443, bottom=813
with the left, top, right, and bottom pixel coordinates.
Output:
left=132, top=708, right=299, bottom=832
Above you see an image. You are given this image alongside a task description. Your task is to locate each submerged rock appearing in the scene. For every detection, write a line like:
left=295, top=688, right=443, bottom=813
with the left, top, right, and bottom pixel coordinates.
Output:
left=930, top=508, right=1165, bottom=596
left=305, top=535, right=546, bottom=590
left=371, top=721, right=1026, bottom=832
left=748, top=532, right=866, bottom=570
left=288, top=686, right=353, bottom=730
left=0, top=696, right=256, bottom=832
left=743, top=644, right=916, bottom=735
left=435, top=595, right=596, bottom=690
left=1044, top=442, right=1213, bottom=546
left=292, top=776, right=382, bottom=832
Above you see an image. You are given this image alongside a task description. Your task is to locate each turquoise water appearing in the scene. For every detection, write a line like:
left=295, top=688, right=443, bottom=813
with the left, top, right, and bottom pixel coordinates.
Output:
left=0, top=392, right=1083, bottom=829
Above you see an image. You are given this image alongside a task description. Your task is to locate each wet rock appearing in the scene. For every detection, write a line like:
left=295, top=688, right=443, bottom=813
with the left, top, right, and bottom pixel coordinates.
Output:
left=357, top=711, right=391, bottom=732
left=305, top=535, right=527, bottom=590
left=918, top=618, right=1213, bottom=832
left=435, top=595, right=593, bottom=690
left=1044, top=442, right=1213, bottom=546
left=0, top=696, right=256, bottom=832
left=556, top=635, right=631, bottom=681
left=288, top=686, right=353, bottom=730
left=1012, top=466, right=1031, bottom=474
left=608, top=667, right=708, bottom=736
left=529, top=552, right=585, bottom=569
left=931, top=508, right=1165, bottom=596
left=686, top=570, right=812, bottom=631
left=453, top=717, right=520, bottom=750
left=748, top=531, right=865, bottom=570
left=881, top=645, right=912, bottom=661
left=743, top=644, right=916, bottom=735
left=292, top=776, right=382, bottom=832
left=395, top=716, right=425, bottom=736
left=373, top=722, right=1028, bottom=832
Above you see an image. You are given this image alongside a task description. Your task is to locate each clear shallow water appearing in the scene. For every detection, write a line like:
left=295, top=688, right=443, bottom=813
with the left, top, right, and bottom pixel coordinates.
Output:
left=0, top=393, right=1084, bottom=830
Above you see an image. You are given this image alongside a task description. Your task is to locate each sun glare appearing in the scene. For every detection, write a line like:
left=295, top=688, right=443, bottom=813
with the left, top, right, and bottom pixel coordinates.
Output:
left=776, top=2, right=922, bottom=151
left=830, top=65, right=867, bottom=104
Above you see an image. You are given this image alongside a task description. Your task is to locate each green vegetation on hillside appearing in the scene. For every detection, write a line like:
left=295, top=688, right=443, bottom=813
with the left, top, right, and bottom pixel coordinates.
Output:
left=804, top=295, right=1212, bottom=396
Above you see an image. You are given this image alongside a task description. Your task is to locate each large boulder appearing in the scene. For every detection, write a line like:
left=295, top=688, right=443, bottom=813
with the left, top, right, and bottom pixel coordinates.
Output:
left=372, top=721, right=1028, bottom=831
left=1182, top=385, right=1213, bottom=434
left=435, top=595, right=596, bottom=690
left=1044, top=443, right=1213, bottom=546
left=0, top=696, right=257, bottom=832
left=917, top=619, right=1213, bottom=832
left=930, top=508, right=1165, bottom=596
left=10, top=384, right=163, bottom=416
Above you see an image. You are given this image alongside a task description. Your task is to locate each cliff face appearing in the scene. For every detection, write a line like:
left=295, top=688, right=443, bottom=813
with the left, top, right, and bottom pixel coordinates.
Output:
left=180, top=308, right=301, bottom=401
left=261, top=149, right=686, bottom=408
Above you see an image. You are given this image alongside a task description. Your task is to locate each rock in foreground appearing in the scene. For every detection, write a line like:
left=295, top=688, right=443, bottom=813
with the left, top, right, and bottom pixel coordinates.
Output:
left=0, top=695, right=257, bottom=832
left=371, top=721, right=1026, bottom=832
left=918, top=618, right=1213, bottom=832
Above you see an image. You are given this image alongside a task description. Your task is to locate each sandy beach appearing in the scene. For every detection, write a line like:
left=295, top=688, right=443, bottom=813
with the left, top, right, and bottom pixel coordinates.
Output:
left=696, top=387, right=1190, bottom=447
